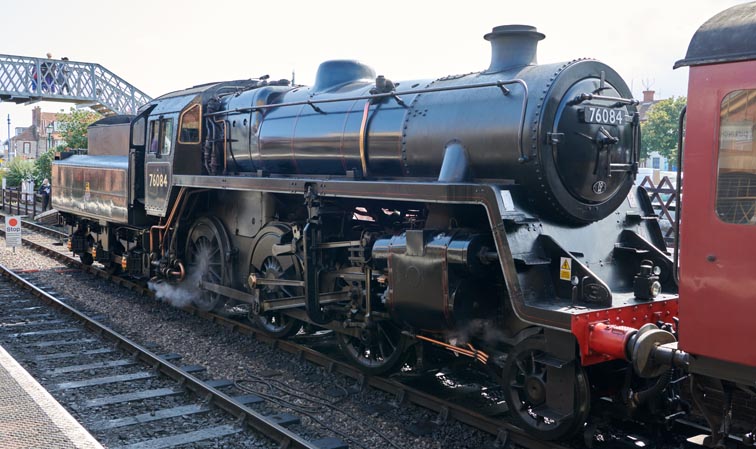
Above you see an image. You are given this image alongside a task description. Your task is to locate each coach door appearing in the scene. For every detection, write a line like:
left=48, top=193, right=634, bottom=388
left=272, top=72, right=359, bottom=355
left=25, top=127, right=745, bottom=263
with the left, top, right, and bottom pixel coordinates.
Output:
left=678, top=62, right=756, bottom=368
left=144, top=114, right=175, bottom=216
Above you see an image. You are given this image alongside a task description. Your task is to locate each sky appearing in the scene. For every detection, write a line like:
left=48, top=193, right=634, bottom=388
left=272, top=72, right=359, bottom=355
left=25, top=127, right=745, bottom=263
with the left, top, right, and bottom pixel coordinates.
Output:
left=1, top=0, right=750, bottom=141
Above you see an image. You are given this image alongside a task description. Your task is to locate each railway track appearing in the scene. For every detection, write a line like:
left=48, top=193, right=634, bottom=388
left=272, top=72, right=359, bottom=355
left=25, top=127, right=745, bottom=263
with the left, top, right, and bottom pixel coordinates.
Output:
left=0, top=262, right=346, bottom=449
left=1, top=215, right=725, bottom=449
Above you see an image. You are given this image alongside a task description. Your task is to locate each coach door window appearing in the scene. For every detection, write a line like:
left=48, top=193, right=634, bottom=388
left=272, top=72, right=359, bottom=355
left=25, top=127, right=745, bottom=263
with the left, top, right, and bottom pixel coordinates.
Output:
left=716, top=89, right=756, bottom=224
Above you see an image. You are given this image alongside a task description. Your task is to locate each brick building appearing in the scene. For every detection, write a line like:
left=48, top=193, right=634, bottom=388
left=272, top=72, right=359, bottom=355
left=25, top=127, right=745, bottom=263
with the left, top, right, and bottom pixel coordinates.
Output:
left=638, top=90, right=661, bottom=122
left=4, top=106, right=66, bottom=162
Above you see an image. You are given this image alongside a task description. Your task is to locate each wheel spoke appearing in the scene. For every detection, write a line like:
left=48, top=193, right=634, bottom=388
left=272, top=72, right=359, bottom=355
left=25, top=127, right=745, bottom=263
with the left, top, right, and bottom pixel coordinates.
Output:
left=378, top=325, right=397, bottom=352
left=377, top=340, right=387, bottom=360
left=209, top=246, right=220, bottom=259
left=516, top=359, right=528, bottom=377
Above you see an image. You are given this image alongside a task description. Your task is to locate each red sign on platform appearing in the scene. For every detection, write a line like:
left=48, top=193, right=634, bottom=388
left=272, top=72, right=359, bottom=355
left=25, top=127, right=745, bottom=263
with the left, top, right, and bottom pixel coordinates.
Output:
left=5, top=216, right=22, bottom=248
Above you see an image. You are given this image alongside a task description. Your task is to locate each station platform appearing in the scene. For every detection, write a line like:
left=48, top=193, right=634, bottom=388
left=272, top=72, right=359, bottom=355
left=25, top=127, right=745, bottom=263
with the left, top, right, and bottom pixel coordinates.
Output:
left=0, top=344, right=104, bottom=449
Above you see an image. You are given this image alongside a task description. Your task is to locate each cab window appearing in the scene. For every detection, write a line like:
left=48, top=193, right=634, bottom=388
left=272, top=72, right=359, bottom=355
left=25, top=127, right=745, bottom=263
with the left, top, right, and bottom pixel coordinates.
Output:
left=716, top=89, right=756, bottom=225
left=149, top=118, right=173, bottom=156
left=131, top=116, right=145, bottom=146
left=179, top=104, right=201, bottom=143
left=149, top=120, right=159, bottom=153
left=161, top=119, right=173, bottom=155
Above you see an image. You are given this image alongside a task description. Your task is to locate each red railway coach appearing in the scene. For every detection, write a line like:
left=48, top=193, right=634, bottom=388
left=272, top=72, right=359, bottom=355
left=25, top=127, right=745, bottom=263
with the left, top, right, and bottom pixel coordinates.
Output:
left=675, top=4, right=756, bottom=379
left=629, top=2, right=756, bottom=446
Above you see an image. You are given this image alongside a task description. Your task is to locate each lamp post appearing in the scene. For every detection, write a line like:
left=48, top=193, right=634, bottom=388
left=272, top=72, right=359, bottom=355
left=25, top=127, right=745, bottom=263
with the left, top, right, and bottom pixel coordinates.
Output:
left=6, top=114, right=11, bottom=163
left=46, top=122, right=53, bottom=153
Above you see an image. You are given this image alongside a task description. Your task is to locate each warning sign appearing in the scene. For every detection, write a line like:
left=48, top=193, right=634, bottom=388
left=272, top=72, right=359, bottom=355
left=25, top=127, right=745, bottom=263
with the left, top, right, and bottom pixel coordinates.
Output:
left=5, top=216, right=22, bottom=248
left=559, top=257, right=572, bottom=281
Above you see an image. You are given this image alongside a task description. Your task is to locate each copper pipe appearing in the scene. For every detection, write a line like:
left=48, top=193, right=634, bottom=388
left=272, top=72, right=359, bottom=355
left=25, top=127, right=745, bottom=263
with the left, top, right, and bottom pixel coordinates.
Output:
left=149, top=187, right=187, bottom=253
left=415, top=335, right=489, bottom=364
left=169, top=261, right=186, bottom=281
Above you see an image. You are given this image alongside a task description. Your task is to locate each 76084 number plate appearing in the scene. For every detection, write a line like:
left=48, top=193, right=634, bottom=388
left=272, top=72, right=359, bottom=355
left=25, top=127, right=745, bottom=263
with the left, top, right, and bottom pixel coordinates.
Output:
left=581, top=106, right=625, bottom=125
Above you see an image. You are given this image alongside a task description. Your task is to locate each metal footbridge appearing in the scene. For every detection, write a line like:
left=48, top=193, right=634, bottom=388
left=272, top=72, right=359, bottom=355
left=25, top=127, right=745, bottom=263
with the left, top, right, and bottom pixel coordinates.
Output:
left=0, top=54, right=152, bottom=116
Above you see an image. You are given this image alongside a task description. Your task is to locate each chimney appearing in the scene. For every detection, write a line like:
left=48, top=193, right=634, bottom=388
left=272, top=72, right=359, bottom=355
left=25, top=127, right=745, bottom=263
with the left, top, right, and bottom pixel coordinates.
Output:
left=484, top=25, right=545, bottom=72
left=643, top=90, right=655, bottom=103
left=32, top=106, right=41, bottom=128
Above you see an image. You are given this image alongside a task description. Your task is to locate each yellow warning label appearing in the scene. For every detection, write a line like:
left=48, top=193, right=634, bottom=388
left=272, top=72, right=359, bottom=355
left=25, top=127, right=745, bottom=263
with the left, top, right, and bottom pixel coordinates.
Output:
left=559, top=257, right=571, bottom=281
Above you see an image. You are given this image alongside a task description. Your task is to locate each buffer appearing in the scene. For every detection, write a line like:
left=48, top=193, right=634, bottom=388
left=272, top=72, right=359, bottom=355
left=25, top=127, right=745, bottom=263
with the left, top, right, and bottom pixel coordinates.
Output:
left=0, top=54, right=152, bottom=116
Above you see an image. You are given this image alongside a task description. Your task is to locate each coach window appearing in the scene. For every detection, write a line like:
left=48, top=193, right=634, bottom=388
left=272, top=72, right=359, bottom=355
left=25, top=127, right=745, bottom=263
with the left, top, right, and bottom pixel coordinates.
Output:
left=179, top=104, right=200, bottom=143
left=716, top=89, right=756, bottom=225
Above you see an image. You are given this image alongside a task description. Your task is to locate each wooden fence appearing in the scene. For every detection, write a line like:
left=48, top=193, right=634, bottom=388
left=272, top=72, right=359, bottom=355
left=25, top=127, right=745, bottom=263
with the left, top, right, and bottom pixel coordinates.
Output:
left=1, top=188, right=43, bottom=217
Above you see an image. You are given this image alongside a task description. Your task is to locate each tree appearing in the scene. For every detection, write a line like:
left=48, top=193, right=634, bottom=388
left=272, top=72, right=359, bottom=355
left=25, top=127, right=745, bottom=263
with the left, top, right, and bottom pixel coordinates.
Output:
left=640, top=96, right=687, bottom=164
left=34, top=147, right=59, bottom=185
left=5, top=158, right=35, bottom=186
left=57, top=108, right=102, bottom=150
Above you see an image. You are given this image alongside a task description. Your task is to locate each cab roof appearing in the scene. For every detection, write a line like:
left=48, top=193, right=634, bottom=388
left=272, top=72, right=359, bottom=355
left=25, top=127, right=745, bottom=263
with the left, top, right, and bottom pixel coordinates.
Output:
left=674, top=1, right=756, bottom=68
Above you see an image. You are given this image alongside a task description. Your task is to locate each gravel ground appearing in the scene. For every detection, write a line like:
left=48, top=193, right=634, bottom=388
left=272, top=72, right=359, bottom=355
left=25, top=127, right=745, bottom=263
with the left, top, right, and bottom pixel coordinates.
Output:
left=0, top=234, right=498, bottom=449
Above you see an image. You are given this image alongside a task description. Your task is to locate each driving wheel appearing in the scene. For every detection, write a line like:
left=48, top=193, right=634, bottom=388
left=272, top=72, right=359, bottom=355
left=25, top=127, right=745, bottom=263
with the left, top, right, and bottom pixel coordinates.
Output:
left=184, top=216, right=232, bottom=312
left=248, top=224, right=302, bottom=338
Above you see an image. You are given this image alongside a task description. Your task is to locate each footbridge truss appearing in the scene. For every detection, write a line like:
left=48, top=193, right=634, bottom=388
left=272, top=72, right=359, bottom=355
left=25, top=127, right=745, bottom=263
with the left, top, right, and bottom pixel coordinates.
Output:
left=0, top=54, right=152, bottom=116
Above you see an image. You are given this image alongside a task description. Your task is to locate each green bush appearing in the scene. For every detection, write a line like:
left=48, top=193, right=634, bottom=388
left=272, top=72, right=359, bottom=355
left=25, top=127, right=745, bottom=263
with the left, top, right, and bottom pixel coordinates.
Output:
left=5, top=158, right=36, bottom=187
left=34, top=148, right=56, bottom=185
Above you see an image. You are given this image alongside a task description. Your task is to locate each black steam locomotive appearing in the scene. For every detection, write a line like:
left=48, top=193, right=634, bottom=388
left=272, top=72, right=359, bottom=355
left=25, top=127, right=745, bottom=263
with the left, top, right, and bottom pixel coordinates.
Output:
left=53, top=24, right=679, bottom=440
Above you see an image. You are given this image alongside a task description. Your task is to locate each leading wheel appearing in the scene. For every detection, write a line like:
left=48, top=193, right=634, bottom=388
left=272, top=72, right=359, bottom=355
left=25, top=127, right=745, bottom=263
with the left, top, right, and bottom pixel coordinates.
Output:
left=185, top=217, right=232, bottom=312
left=502, top=335, right=590, bottom=440
left=336, top=322, right=408, bottom=376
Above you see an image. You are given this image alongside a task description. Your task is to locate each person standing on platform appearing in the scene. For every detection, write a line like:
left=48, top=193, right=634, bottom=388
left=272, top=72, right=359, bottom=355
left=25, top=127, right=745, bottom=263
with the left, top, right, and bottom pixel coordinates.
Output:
left=39, top=178, right=51, bottom=211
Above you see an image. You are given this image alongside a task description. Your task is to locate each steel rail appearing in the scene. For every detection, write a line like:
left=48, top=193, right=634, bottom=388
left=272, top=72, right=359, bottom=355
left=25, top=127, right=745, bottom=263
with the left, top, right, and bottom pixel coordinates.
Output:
left=0, top=261, right=322, bottom=449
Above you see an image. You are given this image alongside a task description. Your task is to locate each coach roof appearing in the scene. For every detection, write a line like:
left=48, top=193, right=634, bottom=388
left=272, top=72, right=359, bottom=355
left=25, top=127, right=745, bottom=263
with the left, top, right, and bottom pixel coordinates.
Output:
left=674, top=1, right=756, bottom=68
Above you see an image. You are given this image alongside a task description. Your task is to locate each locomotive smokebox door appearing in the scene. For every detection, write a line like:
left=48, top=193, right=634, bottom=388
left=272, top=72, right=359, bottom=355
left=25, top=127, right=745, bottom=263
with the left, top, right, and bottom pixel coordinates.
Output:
left=552, top=78, right=635, bottom=206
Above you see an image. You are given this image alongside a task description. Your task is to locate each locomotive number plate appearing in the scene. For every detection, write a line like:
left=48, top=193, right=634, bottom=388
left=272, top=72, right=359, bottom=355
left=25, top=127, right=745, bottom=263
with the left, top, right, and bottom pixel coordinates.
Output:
left=581, top=106, right=625, bottom=125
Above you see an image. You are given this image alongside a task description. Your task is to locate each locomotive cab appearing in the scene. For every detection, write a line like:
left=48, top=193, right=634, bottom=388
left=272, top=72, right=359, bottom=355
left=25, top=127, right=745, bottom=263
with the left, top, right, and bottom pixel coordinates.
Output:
left=140, top=92, right=201, bottom=216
